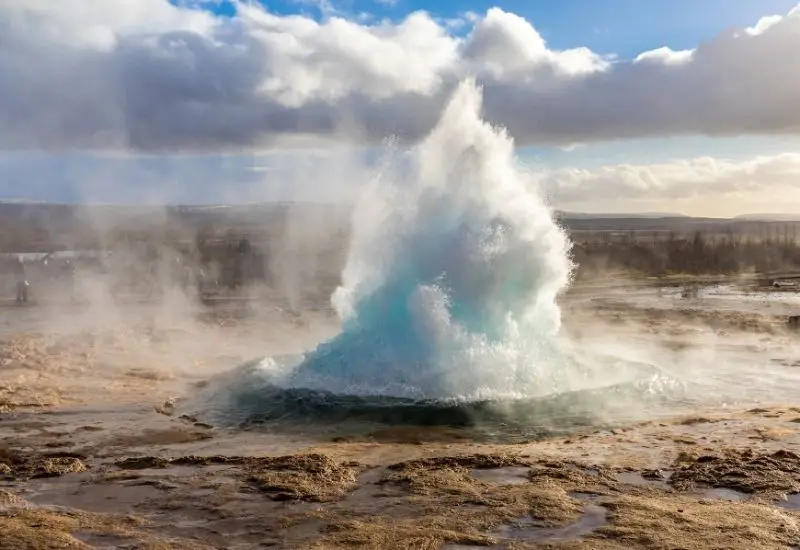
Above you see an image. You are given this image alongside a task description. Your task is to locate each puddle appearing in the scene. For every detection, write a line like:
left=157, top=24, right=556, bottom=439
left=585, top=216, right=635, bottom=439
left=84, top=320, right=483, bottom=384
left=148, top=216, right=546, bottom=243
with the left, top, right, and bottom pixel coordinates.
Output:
left=777, top=493, right=800, bottom=510
left=443, top=492, right=607, bottom=546
left=40, top=404, right=148, bottom=417
left=122, top=478, right=181, bottom=491
left=471, top=467, right=529, bottom=486
left=187, top=488, right=217, bottom=498
left=174, top=518, right=210, bottom=529
left=73, top=532, right=137, bottom=549
left=117, top=465, right=225, bottom=478
left=614, top=471, right=749, bottom=503
left=282, top=518, right=327, bottom=541
left=340, top=468, right=405, bottom=509
left=147, top=496, right=306, bottom=547
left=27, top=476, right=164, bottom=513
left=617, top=470, right=672, bottom=489
left=568, top=491, right=603, bottom=501
left=700, top=488, right=748, bottom=502
left=496, top=505, right=608, bottom=542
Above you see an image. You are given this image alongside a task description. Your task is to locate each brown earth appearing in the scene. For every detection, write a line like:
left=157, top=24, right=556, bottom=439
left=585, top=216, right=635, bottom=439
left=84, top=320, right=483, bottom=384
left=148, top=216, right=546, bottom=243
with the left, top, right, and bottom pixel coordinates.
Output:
left=2, top=288, right=800, bottom=549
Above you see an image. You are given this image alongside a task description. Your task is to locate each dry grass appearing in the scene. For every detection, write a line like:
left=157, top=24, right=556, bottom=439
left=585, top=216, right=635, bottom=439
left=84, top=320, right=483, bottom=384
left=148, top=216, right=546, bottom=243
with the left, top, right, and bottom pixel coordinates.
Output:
left=8, top=444, right=800, bottom=549
left=317, top=519, right=495, bottom=550
left=115, top=453, right=366, bottom=502
left=596, top=494, right=799, bottom=550
left=0, top=506, right=143, bottom=550
left=247, top=454, right=365, bottom=502
left=0, top=449, right=86, bottom=480
left=315, top=452, right=800, bottom=549
left=670, top=449, right=800, bottom=497
left=0, top=496, right=217, bottom=550
left=311, top=455, right=604, bottom=549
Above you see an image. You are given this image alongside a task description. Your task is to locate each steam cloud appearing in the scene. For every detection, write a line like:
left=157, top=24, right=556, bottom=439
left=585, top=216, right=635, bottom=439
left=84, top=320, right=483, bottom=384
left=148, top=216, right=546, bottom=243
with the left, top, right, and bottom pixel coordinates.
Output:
left=1, top=1, right=799, bottom=151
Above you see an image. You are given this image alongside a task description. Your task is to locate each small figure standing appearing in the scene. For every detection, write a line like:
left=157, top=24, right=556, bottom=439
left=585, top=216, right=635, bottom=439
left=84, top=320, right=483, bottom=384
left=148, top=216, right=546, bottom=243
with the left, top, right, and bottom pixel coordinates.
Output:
left=13, top=257, right=28, bottom=304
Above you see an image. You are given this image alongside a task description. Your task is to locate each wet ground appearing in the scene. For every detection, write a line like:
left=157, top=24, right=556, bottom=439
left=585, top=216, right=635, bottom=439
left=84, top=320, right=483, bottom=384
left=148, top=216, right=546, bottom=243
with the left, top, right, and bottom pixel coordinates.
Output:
left=3, top=280, right=800, bottom=549
left=584, top=284, right=800, bottom=318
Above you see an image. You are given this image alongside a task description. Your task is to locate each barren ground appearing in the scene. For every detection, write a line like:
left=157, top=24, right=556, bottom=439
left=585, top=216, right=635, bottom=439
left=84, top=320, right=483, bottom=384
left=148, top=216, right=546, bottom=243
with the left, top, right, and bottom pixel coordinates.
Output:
left=2, top=282, right=800, bottom=549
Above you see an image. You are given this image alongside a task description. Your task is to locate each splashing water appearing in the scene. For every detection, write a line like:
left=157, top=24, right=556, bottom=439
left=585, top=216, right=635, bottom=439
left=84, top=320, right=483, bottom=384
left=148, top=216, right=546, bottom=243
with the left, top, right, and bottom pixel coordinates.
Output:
left=255, top=79, right=651, bottom=400
left=275, top=80, right=574, bottom=400
left=195, top=79, right=684, bottom=433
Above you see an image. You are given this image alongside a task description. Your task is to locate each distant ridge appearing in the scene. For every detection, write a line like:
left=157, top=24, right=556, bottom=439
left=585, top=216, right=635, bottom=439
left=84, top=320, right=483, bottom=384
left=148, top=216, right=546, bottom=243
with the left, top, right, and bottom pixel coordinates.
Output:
left=0, top=201, right=794, bottom=222
left=0, top=201, right=798, bottom=253
left=555, top=211, right=690, bottom=220
left=734, top=213, right=800, bottom=221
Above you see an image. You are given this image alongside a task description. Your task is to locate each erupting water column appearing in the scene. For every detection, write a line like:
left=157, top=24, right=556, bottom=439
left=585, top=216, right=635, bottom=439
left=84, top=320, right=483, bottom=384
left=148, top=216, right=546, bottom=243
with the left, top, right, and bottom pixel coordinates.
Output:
left=264, top=79, right=576, bottom=401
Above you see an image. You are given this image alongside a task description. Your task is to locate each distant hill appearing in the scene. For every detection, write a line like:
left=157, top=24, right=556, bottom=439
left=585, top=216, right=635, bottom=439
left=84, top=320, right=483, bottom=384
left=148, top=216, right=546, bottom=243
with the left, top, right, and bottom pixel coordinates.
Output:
left=734, top=213, right=800, bottom=222
left=556, top=211, right=690, bottom=219
left=0, top=201, right=798, bottom=252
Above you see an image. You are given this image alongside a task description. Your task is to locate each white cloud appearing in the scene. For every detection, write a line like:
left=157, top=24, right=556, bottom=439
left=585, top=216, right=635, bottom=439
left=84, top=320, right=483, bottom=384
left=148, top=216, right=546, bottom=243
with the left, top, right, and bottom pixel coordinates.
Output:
left=461, top=8, right=609, bottom=77
left=2, top=149, right=799, bottom=217
left=634, top=47, right=694, bottom=66
left=745, top=14, right=783, bottom=36
left=539, top=153, right=800, bottom=217
left=0, top=1, right=800, bottom=151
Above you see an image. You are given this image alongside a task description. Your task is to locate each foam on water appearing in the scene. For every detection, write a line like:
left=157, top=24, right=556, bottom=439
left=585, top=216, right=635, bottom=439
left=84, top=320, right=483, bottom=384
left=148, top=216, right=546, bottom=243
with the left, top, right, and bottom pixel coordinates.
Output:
left=195, top=79, right=685, bottom=432
left=270, top=79, right=575, bottom=401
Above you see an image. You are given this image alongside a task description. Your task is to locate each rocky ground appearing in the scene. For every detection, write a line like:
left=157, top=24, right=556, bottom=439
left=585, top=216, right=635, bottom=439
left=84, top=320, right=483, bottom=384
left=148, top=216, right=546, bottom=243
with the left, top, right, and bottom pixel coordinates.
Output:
left=2, top=285, right=800, bottom=549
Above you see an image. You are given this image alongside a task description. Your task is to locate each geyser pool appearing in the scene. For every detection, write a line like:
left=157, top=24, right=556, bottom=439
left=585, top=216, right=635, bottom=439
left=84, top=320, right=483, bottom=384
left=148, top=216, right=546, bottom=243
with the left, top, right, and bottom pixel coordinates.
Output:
left=192, top=79, right=680, bottom=433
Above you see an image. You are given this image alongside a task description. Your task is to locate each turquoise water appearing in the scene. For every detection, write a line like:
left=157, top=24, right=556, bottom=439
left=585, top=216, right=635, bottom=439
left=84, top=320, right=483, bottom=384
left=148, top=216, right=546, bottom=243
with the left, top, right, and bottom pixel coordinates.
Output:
left=190, top=81, right=688, bottom=437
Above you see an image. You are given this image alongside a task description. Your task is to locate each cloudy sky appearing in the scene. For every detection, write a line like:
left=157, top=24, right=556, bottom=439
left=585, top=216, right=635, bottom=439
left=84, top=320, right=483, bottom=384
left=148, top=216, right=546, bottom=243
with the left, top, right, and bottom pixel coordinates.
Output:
left=1, top=0, right=799, bottom=216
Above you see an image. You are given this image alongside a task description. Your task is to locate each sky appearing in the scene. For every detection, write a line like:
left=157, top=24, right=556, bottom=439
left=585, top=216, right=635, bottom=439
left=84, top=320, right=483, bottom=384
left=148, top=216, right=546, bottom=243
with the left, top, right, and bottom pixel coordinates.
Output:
left=1, top=0, right=800, bottom=216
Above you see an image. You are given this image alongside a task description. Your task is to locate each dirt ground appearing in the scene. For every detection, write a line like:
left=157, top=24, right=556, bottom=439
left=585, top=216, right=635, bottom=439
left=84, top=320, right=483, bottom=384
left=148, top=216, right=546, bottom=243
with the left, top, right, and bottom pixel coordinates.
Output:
left=2, top=284, right=800, bottom=549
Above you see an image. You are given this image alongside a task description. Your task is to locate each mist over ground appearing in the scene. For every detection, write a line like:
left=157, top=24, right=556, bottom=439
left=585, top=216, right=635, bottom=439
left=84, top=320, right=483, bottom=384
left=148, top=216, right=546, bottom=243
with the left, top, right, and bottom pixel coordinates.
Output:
left=3, top=3, right=800, bottom=548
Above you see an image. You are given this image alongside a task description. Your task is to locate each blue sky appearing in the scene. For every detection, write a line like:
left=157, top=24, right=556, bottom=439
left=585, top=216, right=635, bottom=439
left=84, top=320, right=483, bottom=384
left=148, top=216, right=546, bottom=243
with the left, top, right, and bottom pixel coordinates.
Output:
left=198, top=0, right=800, bottom=58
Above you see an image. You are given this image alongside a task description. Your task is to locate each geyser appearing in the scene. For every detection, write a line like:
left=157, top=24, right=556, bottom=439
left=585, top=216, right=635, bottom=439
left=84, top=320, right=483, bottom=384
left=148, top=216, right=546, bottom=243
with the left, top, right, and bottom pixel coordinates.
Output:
left=274, top=79, right=574, bottom=401
left=195, top=79, right=677, bottom=433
